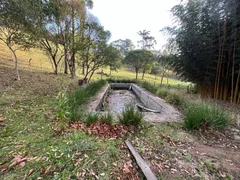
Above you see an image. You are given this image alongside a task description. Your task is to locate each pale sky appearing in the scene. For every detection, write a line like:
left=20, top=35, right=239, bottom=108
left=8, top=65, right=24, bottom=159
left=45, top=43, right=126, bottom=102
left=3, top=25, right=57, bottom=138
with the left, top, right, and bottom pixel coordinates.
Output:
left=90, top=0, right=179, bottom=50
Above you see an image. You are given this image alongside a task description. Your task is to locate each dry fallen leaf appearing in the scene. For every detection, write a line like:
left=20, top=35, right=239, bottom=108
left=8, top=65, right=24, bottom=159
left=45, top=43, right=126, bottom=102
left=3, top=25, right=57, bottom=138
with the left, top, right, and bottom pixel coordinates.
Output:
left=220, top=171, right=227, bottom=178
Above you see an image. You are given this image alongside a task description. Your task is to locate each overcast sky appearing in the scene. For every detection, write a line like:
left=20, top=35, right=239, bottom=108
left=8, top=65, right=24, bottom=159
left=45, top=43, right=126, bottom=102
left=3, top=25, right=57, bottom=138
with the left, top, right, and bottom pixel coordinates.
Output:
left=90, top=0, right=179, bottom=50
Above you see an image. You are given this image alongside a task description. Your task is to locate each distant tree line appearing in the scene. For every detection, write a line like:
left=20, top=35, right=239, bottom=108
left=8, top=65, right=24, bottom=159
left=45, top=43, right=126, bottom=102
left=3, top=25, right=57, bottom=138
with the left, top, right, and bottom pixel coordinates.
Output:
left=164, top=0, right=240, bottom=104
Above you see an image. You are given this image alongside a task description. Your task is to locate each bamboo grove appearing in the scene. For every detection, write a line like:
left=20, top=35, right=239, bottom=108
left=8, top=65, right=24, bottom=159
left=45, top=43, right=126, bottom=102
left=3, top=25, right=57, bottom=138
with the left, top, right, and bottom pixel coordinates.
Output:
left=165, top=0, right=240, bottom=104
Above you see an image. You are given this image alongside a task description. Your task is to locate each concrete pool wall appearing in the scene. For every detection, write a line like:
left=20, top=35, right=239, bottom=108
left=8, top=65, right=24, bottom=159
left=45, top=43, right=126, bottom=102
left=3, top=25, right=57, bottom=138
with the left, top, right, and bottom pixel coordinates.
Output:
left=87, top=83, right=181, bottom=122
left=90, top=83, right=165, bottom=113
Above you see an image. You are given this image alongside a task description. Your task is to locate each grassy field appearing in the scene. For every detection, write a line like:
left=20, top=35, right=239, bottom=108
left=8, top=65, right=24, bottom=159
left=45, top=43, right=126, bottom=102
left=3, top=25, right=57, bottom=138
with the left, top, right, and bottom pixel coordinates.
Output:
left=1, top=42, right=240, bottom=179
left=0, top=41, right=189, bottom=89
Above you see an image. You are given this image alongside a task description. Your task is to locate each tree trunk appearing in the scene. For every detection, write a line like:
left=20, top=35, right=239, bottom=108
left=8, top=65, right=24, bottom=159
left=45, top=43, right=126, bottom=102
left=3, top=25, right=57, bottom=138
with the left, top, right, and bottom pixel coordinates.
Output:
left=160, top=75, right=164, bottom=86
left=71, top=1, right=76, bottom=79
left=231, top=28, right=236, bottom=103
left=110, top=67, right=112, bottom=76
left=53, top=57, right=58, bottom=75
left=160, top=70, right=166, bottom=85
left=142, top=70, right=145, bottom=80
left=135, top=69, right=138, bottom=80
left=54, top=64, right=58, bottom=75
left=88, top=70, right=95, bottom=82
left=82, top=62, right=85, bottom=75
left=70, top=53, right=76, bottom=78
left=64, top=46, right=68, bottom=74
left=233, top=67, right=240, bottom=103
left=9, top=46, right=20, bottom=81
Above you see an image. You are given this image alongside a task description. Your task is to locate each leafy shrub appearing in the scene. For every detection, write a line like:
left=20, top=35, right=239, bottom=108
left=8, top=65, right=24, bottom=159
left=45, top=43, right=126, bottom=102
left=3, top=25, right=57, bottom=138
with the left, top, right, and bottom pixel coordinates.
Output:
left=166, top=93, right=185, bottom=108
left=56, top=88, right=70, bottom=120
left=68, top=80, right=106, bottom=121
left=101, top=113, right=113, bottom=124
left=184, top=102, right=229, bottom=130
left=157, top=89, right=170, bottom=98
left=157, top=89, right=185, bottom=109
left=106, top=78, right=137, bottom=83
left=139, top=81, right=158, bottom=94
left=86, top=113, right=99, bottom=126
left=118, top=106, right=143, bottom=126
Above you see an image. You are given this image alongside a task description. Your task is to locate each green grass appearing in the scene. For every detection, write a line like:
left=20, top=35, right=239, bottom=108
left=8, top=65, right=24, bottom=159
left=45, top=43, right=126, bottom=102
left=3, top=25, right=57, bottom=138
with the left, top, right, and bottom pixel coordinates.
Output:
left=184, top=101, right=230, bottom=130
left=0, top=76, right=120, bottom=179
left=138, top=81, right=158, bottom=94
left=1, top=41, right=238, bottom=179
left=68, top=80, right=106, bottom=122
left=157, top=89, right=171, bottom=98
left=101, top=113, right=113, bottom=124
left=93, top=68, right=189, bottom=89
left=118, top=106, right=143, bottom=126
left=85, top=113, right=99, bottom=126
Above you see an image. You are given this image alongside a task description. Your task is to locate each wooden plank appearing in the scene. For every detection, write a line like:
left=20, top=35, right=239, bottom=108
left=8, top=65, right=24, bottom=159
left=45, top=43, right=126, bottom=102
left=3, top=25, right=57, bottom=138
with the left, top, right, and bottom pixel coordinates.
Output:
left=125, top=140, right=157, bottom=180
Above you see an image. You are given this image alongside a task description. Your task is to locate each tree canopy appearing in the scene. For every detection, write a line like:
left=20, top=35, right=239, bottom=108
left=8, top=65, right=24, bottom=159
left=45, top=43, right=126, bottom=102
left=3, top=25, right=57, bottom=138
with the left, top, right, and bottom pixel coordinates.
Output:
left=164, top=0, right=240, bottom=103
left=123, top=49, right=153, bottom=79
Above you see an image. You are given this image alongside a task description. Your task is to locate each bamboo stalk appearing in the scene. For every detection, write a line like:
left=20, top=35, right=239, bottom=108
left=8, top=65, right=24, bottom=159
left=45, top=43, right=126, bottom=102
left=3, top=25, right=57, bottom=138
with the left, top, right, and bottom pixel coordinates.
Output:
left=231, top=27, right=236, bottom=103
left=233, top=67, right=240, bottom=103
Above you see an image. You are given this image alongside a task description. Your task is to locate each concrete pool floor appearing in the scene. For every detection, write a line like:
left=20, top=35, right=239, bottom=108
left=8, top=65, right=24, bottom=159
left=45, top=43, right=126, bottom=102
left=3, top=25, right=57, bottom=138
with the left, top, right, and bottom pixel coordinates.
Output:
left=88, top=83, right=182, bottom=123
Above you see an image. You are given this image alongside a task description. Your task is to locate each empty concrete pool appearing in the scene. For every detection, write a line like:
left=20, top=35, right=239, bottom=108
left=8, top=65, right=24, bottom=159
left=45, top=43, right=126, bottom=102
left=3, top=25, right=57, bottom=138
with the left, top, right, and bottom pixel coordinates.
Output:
left=88, top=83, right=181, bottom=122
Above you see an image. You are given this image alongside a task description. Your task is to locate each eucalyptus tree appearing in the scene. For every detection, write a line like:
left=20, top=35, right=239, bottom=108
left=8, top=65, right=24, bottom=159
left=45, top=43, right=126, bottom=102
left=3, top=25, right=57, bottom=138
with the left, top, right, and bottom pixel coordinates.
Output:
left=55, top=0, right=93, bottom=78
left=38, top=0, right=67, bottom=75
left=111, top=39, right=135, bottom=57
left=124, top=49, right=153, bottom=80
left=138, top=30, right=157, bottom=50
left=137, top=30, right=156, bottom=79
left=0, top=0, right=45, bottom=80
left=104, top=45, right=123, bottom=76
left=78, top=21, right=113, bottom=82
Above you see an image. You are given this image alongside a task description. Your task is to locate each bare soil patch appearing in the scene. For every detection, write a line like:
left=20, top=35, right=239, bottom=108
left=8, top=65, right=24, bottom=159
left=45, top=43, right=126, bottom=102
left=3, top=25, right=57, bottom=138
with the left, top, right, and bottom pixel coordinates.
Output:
left=129, top=122, right=240, bottom=179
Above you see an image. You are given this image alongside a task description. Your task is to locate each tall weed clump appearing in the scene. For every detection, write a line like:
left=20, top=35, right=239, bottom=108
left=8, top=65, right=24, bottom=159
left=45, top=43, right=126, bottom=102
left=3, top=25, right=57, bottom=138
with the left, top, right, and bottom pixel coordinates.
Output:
left=157, top=89, right=186, bottom=109
left=56, top=87, right=70, bottom=120
left=118, top=106, right=143, bottom=126
left=68, top=80, right=106, bottom=121
left=139, top=81, right=158, bottom=94
left=184, top=102, right=229, bottom=130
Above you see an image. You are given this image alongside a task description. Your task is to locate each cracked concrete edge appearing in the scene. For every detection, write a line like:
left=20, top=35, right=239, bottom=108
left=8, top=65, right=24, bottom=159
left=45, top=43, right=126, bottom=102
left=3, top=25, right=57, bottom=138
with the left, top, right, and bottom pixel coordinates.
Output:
left=87, top=83, right=111, bottom=113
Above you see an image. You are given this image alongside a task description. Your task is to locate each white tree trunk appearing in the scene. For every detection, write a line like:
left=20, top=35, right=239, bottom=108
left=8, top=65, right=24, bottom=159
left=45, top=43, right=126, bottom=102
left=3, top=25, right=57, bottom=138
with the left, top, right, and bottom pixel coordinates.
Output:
left=9, top=46, right=20, bottom=81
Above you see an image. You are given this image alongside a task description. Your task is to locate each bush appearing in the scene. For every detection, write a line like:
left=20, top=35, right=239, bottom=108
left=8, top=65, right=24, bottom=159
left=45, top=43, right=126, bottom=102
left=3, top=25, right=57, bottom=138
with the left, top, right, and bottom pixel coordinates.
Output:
left=85, top=113, right=99, bottom=126
left=157, top=89, right=185, bottom=109
left=166, top=93, right=185, bottom=108
left=184, top=102, right=229, bottom=130
left=68, top=80, right=106, bottom=121
left=139, top=81, right=158, bottom=94
left=106, top=78, right=137, bottom=83
left=101, top=113, right=113, bottom=124
left=56, top=87, right=70, bottom=120
left=156, top=89, right=170, bottom=98
left=118, top=106, right=143, bottom=126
